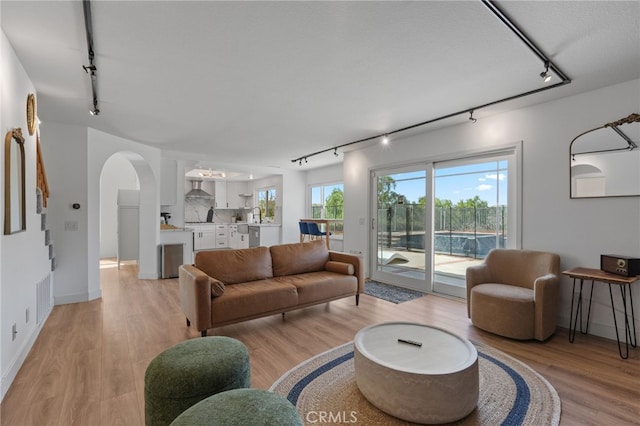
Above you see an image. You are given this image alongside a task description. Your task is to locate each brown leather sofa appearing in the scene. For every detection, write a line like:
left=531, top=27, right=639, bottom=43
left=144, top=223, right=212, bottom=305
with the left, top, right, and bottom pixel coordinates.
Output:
left=179, top=239, right=364, bottom=336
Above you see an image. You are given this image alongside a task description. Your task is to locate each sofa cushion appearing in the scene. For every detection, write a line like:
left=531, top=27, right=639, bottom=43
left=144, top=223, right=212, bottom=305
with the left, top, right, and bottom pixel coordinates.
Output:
left=195, top=247, right=273, bottom=285
left=276, top=271, right=358, bottom=305
left=270, top=240, right=329, bottom=277
left=470, top=283, right=535, bottom=339
left=325, top=261, right=354, bottom=276
left=211, top=279, right=298, bottom=323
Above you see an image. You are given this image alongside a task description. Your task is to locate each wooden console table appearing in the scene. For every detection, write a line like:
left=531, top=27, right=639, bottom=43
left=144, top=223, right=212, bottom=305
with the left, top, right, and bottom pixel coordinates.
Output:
left=562, top=267, right=638, bottom=359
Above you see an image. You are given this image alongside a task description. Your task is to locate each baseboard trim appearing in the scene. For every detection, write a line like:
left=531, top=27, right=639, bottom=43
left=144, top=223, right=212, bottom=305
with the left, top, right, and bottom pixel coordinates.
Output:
left=1, top=306, right=52, bottom=402
left=556, top=313, right=639, bottom=342
left=54, top=282, right=103, bottom=305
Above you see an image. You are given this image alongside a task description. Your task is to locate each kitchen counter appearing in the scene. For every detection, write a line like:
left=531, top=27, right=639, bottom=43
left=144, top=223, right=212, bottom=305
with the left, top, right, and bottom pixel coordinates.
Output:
left=161, top=227, right=194, bottom=232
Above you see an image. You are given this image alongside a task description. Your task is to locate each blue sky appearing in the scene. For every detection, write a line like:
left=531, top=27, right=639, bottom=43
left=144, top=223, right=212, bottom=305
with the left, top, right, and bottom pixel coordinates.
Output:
left=388, top=160, right=508, bottom=205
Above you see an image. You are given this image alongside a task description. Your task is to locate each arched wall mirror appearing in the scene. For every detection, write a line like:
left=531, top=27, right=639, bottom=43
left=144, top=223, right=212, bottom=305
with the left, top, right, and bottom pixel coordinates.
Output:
left=4, top=128, right=26, bottom=234
left=570, top=113, right=640, bottom=198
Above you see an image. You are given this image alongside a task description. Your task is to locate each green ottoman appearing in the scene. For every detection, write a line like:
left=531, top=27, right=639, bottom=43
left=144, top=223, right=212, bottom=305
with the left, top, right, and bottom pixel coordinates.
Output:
left=170, top=389, right=303, bottom=426
left=144, top=337, right=251, bottom=426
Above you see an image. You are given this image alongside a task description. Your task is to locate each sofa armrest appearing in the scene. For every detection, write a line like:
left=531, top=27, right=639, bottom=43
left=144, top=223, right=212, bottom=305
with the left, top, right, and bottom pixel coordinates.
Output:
left=178, top=264, right=213, bottom=333
left=466, top=263, right=491, bottom=317
left=329, top=251, right=365, bottom=295
left=533, top=273, right=561, bottom=340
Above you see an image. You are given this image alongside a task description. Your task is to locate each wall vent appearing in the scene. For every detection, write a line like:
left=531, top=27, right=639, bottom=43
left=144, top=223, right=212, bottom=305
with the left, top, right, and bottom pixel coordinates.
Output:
left=36, top=274, right=52, bottom=325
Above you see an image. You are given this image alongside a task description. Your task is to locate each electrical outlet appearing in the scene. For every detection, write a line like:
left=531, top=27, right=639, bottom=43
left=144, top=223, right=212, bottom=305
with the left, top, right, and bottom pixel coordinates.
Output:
left=64, top=220, right=78, bottom=231
left=12, top=323, right=17, bottom=341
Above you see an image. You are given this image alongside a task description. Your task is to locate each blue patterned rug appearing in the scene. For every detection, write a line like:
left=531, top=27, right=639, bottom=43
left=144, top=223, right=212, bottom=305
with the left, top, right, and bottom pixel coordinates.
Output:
left=271, top=341, right=561, bottom=425
left=364, top=281, right=425, bottom=304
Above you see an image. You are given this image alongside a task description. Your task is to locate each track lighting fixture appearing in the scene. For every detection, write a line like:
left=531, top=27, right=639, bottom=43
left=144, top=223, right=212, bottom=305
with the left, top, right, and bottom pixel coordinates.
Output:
left=83, top=0, right=100, bottom=117
left=290, top=1, right=570, bottom=166
left=334, top=148, right=339, bottom=157
left=540, top=61, right=552, bottom=82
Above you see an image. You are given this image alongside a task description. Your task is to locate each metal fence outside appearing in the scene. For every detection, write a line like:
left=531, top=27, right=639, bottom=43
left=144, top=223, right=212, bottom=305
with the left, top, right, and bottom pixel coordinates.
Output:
left=377, top=204, right=507, bottom=258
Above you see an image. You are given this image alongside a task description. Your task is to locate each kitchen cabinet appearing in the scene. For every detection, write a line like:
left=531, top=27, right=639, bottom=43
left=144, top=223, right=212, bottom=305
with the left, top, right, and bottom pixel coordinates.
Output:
left=237, top=233, right=249, bottom=249
left=214, top=181, right=227, bottom=209
left=193, top=230, right=216, bottom=250
left=160, top=159, right=177, bottom=206
left=226, top=181, right=250, bottom=209
left=229, top=224, right=249, bottom=249
left=191, top=224, right=217, bottom=250
left=215, top=224, right=228, bottom=248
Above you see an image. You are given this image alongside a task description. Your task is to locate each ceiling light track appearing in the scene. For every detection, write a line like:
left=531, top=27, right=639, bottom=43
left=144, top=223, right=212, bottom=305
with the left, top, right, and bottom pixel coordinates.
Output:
left=291, top=0, right=572, bottom=166
left=482, top=0, right=570, bottom=83
left=82, top=0, right=99, bottom=116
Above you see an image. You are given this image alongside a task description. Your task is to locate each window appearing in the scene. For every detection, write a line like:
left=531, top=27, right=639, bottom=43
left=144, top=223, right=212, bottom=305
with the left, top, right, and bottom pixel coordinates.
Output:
left=310, top=183, right=344, bottom=235
left=256, top=187, right=276, bottom=222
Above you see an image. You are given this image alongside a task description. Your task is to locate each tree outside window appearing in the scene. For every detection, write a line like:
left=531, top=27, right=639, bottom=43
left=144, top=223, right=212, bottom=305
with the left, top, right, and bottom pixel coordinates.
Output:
left=257, top=187, right=276, bottom=222
left=310, top=183, right=343, bottom=235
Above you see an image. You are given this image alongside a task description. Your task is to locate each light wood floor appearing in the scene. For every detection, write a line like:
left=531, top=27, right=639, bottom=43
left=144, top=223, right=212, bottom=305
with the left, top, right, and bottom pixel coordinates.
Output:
left=2, top=261, right=639, bottom=425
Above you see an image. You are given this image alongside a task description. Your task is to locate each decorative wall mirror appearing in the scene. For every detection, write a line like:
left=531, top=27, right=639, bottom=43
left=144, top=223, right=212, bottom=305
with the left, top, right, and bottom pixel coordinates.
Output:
left=4, top=128, right=26, bottom=234
left=570, top=113, right=640, bottom=198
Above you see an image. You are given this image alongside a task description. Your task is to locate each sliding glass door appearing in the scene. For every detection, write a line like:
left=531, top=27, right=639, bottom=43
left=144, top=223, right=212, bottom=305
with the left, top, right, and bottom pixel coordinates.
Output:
left=370, top=146, right=520, bottom=298
left=371, top=166, right=431, bottom=292
left=432, top=156, right=512, bottom=297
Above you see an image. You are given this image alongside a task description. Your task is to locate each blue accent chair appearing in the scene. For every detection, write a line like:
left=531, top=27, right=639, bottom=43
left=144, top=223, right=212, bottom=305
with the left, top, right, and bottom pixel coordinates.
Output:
left=298, top=221, right=310, bottom=241
left=307, top=222, right=331, bottom=239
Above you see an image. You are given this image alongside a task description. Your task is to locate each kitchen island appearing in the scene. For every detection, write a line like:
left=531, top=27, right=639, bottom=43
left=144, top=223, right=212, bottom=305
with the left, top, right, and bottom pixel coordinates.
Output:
left=160, top=226, right=194, bottom=267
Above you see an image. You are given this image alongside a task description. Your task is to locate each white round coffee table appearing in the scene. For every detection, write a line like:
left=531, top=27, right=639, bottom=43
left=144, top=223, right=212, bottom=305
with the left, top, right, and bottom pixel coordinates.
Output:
left=354, top=322, right=478, bottom=424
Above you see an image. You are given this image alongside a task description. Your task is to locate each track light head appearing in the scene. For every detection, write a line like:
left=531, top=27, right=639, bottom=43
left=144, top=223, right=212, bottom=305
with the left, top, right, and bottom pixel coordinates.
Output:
left=468, top=110, right=477, bottom=123
left=382, top=135, right=389, bottom=145
left=83, top=64, right=97, bottom=74
left=299, top=159, right=302, bottom=166
left=540, top=61, right=552, bottom=82
left=334, top=148, right=339, bottom=157
left=89, top=108, right=100, bottom=116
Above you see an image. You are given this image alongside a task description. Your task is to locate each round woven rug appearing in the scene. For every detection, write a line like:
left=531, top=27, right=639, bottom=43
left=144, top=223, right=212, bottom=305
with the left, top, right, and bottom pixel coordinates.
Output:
left=270, top=342, right=561, bottom=425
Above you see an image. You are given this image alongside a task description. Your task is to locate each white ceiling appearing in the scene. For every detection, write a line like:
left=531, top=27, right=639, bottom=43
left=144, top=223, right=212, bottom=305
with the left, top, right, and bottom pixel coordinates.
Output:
left=2, top=1, right=639, bottom=173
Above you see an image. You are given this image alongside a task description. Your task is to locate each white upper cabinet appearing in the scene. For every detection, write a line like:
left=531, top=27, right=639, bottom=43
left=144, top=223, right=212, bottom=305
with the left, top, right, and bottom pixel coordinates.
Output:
left=227, top=181, right=250, bottom=209
left=214, top=180, right=227, bottom=208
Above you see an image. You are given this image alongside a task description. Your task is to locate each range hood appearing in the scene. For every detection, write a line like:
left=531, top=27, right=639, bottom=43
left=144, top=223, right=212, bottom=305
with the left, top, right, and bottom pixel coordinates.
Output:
left=186, top=180, right=214, bottom=199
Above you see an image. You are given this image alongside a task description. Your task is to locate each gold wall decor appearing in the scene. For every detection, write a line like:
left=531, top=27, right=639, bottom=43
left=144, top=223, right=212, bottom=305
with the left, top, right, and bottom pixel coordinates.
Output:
left=26, top=93, right=36, bottom=136
left=4, top=128, right=26, bottom=234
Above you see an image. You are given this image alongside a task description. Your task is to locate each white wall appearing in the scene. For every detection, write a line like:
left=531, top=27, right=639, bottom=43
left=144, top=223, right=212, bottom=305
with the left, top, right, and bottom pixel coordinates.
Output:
left=39, top=122, right=92, bottom=304
left=1, top=30, right=53, bottom=399
left=88, top=129, right=162, bottom=281
left=281, top=170, right=306, bottom=244
left=100, top=154, right=139, bottom=258
left=344, top=78, right=640, bottom=341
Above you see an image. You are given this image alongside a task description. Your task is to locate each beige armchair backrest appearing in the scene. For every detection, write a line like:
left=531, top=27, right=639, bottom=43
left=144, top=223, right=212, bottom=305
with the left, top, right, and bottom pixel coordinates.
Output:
left=483, top=249, right=560, bottom=289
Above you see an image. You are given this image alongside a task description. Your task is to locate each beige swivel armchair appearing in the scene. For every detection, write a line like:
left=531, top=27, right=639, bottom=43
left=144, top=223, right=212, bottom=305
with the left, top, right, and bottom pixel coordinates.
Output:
left=466, top=248, right=561, bottom=341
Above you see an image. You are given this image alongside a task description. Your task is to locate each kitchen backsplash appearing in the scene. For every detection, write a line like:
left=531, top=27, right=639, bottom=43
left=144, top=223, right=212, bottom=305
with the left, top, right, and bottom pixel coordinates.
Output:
left=184, top=198, right=245, bottom=223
